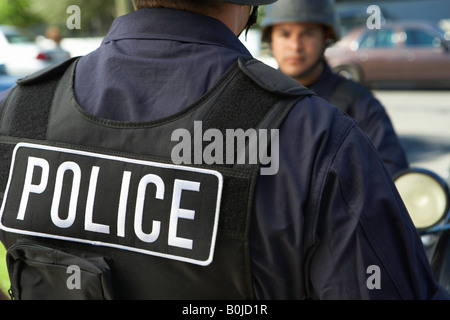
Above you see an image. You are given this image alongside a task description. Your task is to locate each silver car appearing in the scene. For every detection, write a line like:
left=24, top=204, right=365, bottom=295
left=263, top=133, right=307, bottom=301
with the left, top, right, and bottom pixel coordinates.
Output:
left=0, top=25, right=70, bottom=77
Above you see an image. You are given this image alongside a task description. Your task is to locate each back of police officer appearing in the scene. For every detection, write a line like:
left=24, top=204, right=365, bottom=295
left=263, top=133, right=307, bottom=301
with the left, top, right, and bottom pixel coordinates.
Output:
left=261, top=0, right=409, bottom=177
left=0, top=0, right=448, bottom=300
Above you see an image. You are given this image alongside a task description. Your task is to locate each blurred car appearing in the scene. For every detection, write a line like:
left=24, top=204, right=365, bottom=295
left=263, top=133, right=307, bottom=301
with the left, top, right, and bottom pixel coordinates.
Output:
left=0, top=25, right=70, bottom=77
left=337, top=7, right=387, bottom=37
left=325, top=21, right=450, bottom=88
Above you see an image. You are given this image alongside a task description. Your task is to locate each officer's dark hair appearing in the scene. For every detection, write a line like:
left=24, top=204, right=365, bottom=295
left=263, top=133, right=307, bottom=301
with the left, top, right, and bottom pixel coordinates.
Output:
left=132, top=0, right=222, bottom=10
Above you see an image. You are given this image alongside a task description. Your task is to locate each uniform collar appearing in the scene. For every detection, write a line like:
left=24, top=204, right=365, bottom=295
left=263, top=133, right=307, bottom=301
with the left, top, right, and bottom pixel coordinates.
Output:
left=102, top=8, right=251, bottom=56
left=309, top=61, right=342, bottom=99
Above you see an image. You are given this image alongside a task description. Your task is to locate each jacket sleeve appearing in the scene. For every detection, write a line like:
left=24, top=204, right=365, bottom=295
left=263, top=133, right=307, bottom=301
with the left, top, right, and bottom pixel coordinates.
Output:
left=307, top=124, right=448, bottom=299
left=352, top=93, right=409, bottom=177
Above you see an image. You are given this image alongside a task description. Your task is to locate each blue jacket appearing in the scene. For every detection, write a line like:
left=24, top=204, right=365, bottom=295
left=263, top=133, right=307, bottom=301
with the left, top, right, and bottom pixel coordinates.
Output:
left=310, top=62, right=409, bottom=177
left=0, top=8, right=447, bottom=299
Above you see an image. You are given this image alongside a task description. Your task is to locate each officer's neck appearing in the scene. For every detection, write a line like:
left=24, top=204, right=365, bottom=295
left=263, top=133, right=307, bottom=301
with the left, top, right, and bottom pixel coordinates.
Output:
left=203, top=4, right=251, bottom=36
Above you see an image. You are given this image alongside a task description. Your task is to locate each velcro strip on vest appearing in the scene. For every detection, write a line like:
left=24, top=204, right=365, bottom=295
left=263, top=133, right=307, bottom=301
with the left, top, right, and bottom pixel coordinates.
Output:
left=199, top=69, right=279, bottom=238
left=0, top=59, right=80, bottom=196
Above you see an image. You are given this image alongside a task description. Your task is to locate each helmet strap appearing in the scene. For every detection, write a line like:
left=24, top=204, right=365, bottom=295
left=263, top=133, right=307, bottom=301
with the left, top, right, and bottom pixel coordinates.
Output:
left=291, top=56, right=324, bottom=80
left=240, top=6, right=259, bottom=40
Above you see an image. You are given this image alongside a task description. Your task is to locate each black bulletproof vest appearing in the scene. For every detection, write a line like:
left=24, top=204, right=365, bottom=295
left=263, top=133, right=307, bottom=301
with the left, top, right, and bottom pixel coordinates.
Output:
left=0, top=56, right=313, bottom=299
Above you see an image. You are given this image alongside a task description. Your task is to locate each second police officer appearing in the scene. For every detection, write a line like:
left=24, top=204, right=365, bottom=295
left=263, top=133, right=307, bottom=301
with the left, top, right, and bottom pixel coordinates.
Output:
left=262, top=0, right=409, bottom=177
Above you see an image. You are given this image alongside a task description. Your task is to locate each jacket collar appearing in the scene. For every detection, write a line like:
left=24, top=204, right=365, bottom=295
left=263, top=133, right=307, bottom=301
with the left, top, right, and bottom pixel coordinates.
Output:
left=102, top=8, right=251, bottom=56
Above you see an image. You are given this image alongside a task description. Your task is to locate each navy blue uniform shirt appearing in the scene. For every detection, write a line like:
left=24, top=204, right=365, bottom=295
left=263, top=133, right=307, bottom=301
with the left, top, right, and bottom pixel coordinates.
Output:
left=310, top=62, right=409, bottom=177
left=0, top=8, right=447, bottom=299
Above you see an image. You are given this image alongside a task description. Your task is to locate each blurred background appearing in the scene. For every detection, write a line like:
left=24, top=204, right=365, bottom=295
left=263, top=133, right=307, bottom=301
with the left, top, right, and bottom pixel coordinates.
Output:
left=0, top=0, right=133, bottom=87
left=244, top=0, right=450, bottom=188
left=0, top=0, right=450, bottom=296
left=1, top=0, right=449, bottom=89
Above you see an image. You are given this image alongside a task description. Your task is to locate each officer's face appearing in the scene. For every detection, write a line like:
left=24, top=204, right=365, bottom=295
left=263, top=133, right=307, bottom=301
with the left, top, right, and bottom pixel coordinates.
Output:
left=271, top=22, right=326, bottom=83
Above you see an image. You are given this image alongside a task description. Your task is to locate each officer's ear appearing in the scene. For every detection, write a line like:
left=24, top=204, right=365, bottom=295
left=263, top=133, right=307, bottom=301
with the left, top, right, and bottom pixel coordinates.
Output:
left=323, top=26, right=335, bottom=48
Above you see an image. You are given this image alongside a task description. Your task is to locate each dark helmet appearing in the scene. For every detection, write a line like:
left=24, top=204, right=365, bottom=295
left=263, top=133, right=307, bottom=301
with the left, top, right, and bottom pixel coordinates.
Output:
left=261, top=0, right=341, bottom=43
left=221, top=0, right=278, bottom=4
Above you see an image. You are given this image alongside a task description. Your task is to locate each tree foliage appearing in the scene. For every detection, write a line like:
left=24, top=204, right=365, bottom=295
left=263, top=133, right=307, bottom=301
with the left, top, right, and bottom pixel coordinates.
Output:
left=32, top=0, right=134, bottom=36
left=0, top=0, right=134, bottom=36
left=0, top=0, right=44, bottom=26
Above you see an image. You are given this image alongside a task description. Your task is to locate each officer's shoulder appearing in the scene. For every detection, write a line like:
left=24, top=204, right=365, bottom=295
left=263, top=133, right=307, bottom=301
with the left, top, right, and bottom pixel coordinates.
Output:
left=15, top=57, right=81, bottom=86
left=238, top=56, right=314, bottom=97
left=335, top=76, right=373, bottom=98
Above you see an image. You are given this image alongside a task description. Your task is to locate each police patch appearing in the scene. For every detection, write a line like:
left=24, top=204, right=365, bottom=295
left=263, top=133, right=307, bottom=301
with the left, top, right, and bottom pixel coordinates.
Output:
left=0, top=143, right=223, bottom=266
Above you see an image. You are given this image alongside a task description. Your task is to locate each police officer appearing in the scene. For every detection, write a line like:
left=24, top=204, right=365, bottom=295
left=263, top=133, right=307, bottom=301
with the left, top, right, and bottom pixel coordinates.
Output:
left=0, top=0, right=448, bottom=300
left=261, top=0, right=409, bottom=177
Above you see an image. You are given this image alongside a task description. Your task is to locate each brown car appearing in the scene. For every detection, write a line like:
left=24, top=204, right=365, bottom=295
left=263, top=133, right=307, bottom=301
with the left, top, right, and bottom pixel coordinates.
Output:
left=325, top=21, right=450, bottom=88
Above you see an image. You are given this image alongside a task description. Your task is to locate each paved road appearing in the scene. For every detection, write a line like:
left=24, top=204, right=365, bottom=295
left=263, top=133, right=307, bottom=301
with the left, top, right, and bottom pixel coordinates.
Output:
left=373, top=90, right=450, bottom=180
